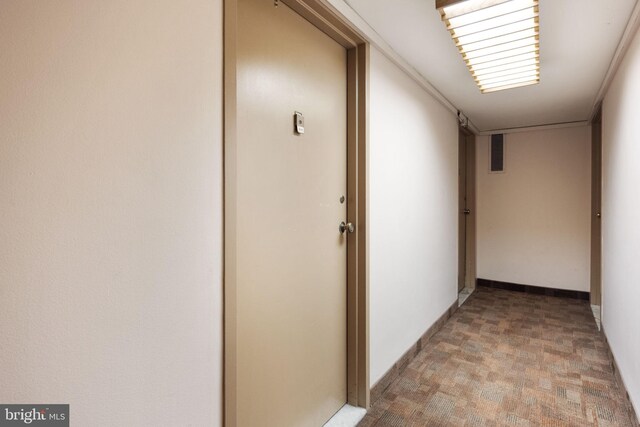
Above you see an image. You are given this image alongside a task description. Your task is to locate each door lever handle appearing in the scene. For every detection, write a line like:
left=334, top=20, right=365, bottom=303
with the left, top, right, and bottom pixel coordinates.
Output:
left=463, top=209, right=471, bottom=215
left=339, top=221, right=355, bottom=234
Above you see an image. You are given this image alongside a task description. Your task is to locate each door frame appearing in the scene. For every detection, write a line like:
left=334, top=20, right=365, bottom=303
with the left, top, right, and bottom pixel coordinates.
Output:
left=223, top=1, right=370, bottom=425
left=458, top=127, right=476, bottom=291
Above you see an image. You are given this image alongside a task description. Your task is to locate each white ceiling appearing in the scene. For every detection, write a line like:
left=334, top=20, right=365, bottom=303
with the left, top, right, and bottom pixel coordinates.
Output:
left=344, top=0, right=637, bottom=131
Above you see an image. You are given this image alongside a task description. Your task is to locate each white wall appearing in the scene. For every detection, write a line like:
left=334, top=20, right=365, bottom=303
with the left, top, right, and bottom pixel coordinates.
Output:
left=0, top=1, right=223, bottom=426
left=476, top=127, right=591, bottom=291
left=370, top=47, right=458, bottom=385
left=601, top=24, right=640, bottom=417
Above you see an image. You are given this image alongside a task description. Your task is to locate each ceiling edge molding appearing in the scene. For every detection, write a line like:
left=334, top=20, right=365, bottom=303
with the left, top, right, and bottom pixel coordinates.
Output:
left=590, top=0, right=640, bottom=122
left=320, top=0, right=460, bottom=117
left=476, top=120, right=589, bottom=136
left=467, top=119, right=481, bottom=135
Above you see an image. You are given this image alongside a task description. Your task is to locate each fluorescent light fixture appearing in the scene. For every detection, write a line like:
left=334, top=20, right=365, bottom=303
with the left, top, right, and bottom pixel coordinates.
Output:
left=437, top=0, right=540, bottom=93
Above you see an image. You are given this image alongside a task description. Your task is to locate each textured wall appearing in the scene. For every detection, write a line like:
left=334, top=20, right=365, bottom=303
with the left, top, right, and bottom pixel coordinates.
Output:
left=602, top=23, right=640, bottom=418
left=476, top=126, right=591, bottom=291
left=369, top=47, right=458, bottom=385
left=0, top=1, right=223, bottom=425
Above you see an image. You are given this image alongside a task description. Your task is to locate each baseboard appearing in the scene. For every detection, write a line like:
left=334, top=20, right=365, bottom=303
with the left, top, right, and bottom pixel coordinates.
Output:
left=477, top=278, right=590, bottom=300
left=601, top=325, right=640, bottom=426
left=369, top=299, right=458, bottom=404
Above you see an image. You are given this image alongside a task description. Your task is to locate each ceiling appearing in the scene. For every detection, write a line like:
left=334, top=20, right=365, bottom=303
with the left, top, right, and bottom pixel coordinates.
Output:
left=343, top=0, right=637, bottom=131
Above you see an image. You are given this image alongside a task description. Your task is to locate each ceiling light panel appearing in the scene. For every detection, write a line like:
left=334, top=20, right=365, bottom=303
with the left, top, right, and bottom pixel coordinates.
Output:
left=455, top=18, right=536, bottom=45
left=481, top=76, right=538, bottom=90
left=481, top=79, right=539, bottom=93
left=460, top=28, right=536, bottom=52
left=480, top=70, right=539, bottom=85
left=470, top=57, right=538, bottom=75
left=469, top=52, right=539, bottom=72
left=438, top=0, right=540, bottom=93
left=473, top=63, right=538, bottom=80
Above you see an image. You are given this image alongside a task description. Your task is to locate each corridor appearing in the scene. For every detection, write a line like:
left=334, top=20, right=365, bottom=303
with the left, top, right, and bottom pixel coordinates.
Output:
left=4, top=0, right=640, bottom=425
left=359, top=288, right=636, bottom=426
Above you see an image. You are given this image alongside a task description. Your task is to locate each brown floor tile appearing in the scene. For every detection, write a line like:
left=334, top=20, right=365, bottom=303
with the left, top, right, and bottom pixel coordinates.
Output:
left=360, top=287, right=637, bottom=427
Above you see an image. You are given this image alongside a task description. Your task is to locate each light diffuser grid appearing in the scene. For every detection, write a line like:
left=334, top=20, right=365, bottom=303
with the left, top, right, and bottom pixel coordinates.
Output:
left=439, top=0, right=540, bottom=93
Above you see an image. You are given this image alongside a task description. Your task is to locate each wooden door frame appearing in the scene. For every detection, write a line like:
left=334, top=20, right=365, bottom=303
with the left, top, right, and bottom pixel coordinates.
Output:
left=223, top=1, right=370, bottom=425
left=458, top=127, right=476, bottom=290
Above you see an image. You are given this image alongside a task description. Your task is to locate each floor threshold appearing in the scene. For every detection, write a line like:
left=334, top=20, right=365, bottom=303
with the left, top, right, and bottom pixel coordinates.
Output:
left=323, top=404, right=367, bottom=427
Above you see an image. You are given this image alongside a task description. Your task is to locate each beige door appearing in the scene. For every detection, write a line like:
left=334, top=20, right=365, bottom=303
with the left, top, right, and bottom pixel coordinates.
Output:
left=458, top=130, right=467, bottom=292
left=458, top=130, right=476, bottom=292
left=464, top=132, right=476, bottom=289
left=235, top=0, right=347, bottom=426
left=591, top=109, right=602, bottom=305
